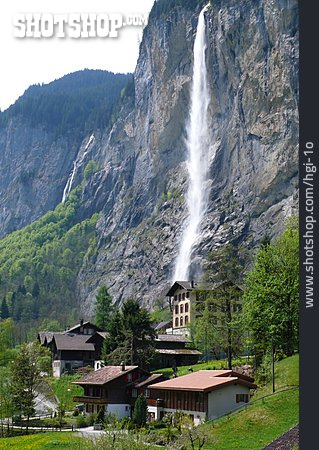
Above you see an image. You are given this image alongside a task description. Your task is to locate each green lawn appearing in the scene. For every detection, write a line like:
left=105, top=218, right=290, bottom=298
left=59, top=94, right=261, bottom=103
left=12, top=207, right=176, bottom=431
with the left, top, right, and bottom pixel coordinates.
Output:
left=0, top=432, right=88, bottom=449
left=48, top=375, right=83, bottom=411
left=202, top=388, right=298, bottom=449
left=254, top=354, right=299, bottom=399
left=153, top=356, right=252, bottom=378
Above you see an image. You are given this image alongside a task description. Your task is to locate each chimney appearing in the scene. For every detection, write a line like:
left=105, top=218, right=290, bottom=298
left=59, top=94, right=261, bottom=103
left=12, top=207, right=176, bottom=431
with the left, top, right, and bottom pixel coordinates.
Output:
left=80, top=319, right=83, bottom=326
left=121, top=361, right=126, bottom=371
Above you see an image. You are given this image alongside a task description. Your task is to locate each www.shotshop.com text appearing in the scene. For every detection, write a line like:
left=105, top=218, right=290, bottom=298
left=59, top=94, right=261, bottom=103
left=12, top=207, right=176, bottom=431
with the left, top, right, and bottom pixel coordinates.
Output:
left=302, top=142, right=316, bottom=308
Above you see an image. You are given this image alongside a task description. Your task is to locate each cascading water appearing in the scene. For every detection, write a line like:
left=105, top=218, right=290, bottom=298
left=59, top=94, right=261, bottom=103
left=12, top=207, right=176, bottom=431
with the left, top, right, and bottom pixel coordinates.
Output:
left=173, top=5, right=210, bottom=281
left=62, top=134, right=95, bottom=203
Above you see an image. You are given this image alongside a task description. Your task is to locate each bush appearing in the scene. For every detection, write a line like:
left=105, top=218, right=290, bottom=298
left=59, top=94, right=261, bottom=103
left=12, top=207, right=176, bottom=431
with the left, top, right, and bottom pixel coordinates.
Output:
left=76, top=415, right=88, bottom=428
left=120, top=416, right=135, bottom=430
left=87, top=413, right=97, bottom=426
left=96, top=408, right=105, bottom=423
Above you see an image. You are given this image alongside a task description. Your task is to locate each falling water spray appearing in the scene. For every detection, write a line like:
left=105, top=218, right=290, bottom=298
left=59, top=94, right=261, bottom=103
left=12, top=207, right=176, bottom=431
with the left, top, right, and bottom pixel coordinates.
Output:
left=173, top=5, right=210, bottom=281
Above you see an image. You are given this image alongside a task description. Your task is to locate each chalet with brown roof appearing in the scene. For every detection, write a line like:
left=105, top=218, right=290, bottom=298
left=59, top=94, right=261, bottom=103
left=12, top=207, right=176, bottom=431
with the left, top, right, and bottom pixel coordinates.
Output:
left=73, top=364, right=165, bottom=417
left=147, top=369, right=256, bottom=424
left=38, top=320, right=106, bottom=377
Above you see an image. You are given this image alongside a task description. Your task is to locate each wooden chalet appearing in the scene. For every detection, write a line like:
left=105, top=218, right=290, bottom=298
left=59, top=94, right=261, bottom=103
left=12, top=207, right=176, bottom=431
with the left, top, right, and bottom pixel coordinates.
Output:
left=38, top=320, right=106, bottom=377
left=147, top=369, right=257, bottom=424
left=73, top=364, right=165, bottom=416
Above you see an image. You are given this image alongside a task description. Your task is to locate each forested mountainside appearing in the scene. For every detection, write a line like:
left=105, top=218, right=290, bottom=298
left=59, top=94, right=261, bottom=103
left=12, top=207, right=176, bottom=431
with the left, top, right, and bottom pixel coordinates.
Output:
left=0, top=0, right=298, bottom=327
left=0, top=69, right=132, bottom=238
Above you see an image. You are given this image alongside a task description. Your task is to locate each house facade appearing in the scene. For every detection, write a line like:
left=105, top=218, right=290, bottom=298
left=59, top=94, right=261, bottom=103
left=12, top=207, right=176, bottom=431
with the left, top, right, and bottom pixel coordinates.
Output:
left=147, top=369, right=256, bottom=425
left=166, top=281, right=209, bottom=335
left=38, top=320, right=105, bottom=377
left=73, top=364, right=165, bottom=417
left=166, top=281, right=243, bottom=338
left=154, top=334, right=201, bottom=368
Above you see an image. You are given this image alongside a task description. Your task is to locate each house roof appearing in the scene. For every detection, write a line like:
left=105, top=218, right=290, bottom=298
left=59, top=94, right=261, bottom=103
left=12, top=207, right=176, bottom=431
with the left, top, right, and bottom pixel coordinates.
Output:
left=38, top=331, right=64, bottom=345
left=166, top=280, right=243, bottom=297
left=166, top=281, right=194, bottom=297
left=155, top=349, right=202, bottom=356
left=53, top=334, right=95, bottom=352
left=86, top=331, right=109, bottom=343
left=153, top=321, right=172, bottom=331
left=148, top=370, right=256, bottom=393
left=133, top=373, right=164, bottom=389
left=155, top=334, right=190, bottom=343
left=67, top=321, right=102, bottom=333
left=73, top=365, right=140, bottom=386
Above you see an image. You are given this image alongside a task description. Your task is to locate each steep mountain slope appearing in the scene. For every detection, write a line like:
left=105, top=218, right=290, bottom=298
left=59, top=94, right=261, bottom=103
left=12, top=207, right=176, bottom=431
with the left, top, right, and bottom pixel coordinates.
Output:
left=0, top=70, right=131, bottom=238
left=0, top=0, right=298, bottom=319
left=77, top=0, right=298, bottom=312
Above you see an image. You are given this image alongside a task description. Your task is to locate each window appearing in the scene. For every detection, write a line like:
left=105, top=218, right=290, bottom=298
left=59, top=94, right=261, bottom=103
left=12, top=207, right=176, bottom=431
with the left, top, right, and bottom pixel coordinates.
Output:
left=180, top=317, right=184, bottom=326
left=175, top=317, right=179, bottom=327
left=186, top=292, right=190, bottom=299
left=174, top=295, right=177, bottom=301
left=236, top=394, right=249, bottom=403
left=175, top=305, right=179, bottom=314
left=178, top=294, right=181, bottom=301
left=132, top=389, right=138, bottom=398
left=145, top=389, right=150, bottom=398
left=182, top=292, right=185, bottom=300
left=185, top=315, right=189, bottom=324
left=127, top=373, right=132, bottom=382
left=185, top=303, right=189, bottom=313
left=180, top=304, right=184, bottom=313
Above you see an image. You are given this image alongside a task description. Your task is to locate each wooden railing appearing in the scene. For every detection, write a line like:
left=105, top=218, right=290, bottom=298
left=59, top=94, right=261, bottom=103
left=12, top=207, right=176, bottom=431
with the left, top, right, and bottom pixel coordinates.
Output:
left=73, top=396, right=108, bottom=404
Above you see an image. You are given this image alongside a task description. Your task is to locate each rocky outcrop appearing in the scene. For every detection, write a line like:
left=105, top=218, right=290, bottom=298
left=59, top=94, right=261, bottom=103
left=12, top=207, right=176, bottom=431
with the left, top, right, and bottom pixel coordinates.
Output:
left=77, top=0, right=299, bottom=313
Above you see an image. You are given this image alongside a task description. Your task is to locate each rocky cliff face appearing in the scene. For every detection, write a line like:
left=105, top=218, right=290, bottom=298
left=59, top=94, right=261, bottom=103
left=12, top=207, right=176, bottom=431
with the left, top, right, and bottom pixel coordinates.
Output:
left=0, top=0, right=298, bottom=315
left=0, top=118, right=76, bottom=237
left=77, top=0, right=299, bottom=313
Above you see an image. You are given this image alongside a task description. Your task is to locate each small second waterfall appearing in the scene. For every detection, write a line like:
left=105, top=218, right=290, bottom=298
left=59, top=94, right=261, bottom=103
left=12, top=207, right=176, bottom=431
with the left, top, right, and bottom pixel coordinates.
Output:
left=173, top=5, right=210, bottom=281
left=62, top=134, right=95, bottom=203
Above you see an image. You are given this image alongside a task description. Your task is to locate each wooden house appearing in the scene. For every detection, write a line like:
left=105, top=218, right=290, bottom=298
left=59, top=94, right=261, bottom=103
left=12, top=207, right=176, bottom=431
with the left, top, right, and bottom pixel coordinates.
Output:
left=147, top=369, right=256, bottom=424
left=73, top=364, right=165, bottom=417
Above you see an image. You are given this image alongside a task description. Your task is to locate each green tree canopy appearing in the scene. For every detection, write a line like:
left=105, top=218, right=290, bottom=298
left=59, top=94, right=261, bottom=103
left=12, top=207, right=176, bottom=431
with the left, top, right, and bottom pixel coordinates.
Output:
left=103, top=299, right=155, bottom=368
left=243, top=218, right=299, bottom=362
left=95, top=286, right=115, bottom=331
left=10, top=342, right=42, bottom=430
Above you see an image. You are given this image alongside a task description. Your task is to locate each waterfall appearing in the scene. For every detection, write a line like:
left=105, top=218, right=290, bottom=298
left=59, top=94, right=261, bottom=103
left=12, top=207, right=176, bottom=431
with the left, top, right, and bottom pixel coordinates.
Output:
left=173, top=5, right=210, bottom=281
left=62, top=134, right=95, bottom=203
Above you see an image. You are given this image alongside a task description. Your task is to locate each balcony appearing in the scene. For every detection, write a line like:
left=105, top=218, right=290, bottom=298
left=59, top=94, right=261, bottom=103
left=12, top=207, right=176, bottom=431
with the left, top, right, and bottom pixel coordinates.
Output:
left=73, top=396, right=108, bottom=405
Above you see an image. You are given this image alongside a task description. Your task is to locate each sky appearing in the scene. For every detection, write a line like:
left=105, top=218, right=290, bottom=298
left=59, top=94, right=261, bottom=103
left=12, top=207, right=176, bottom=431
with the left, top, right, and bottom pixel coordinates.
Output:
left=0, top=0, right=155, bottom=111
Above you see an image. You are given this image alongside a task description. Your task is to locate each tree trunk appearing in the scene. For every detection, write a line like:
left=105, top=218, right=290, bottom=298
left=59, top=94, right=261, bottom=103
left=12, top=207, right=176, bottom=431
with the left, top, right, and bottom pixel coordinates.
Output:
left=226, top=298, right=232, bottom=369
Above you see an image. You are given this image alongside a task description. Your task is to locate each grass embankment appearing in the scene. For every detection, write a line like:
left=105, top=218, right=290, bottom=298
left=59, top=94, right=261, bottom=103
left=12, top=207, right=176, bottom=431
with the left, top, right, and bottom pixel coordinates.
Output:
left=153, top=356, right=252, bottom=378
left=0, top=432, right=88, bottom=449
left=48, top=375, right=83, bottom=411
left=202, top=354, right=299, bottom=449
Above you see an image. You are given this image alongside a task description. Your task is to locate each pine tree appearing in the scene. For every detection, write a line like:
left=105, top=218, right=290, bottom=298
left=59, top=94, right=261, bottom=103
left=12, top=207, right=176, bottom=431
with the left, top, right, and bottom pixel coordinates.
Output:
left=1, top=297, right=9, bottom=319
left=132, top=394, right=148, bottom=427
left=95, top=286, right=115, bottom=331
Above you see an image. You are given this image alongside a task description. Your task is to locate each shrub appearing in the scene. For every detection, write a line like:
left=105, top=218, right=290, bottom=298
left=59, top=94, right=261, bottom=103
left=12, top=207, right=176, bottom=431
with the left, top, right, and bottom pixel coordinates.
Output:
left=76, top=415, right=88, bottom=428
left=87, top=413, right=97, bottom=426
